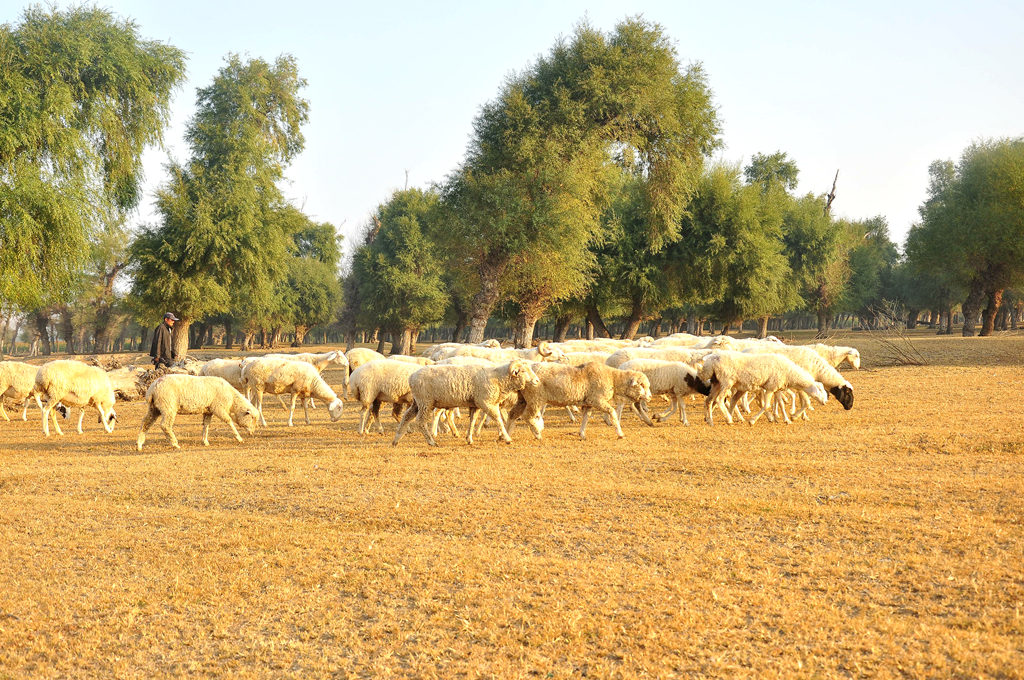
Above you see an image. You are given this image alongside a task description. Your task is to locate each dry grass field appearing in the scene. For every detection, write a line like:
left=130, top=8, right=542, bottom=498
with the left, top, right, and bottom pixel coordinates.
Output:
left=1, top=331, right=1022, bottom=678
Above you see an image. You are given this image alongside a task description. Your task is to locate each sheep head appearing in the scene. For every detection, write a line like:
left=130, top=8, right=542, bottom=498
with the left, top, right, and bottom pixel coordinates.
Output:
left=327, top=398, right=344, bottom=421
left=624, top=372, right=652, bottom=403
left=508, top=360, right=540, bottom=390
left=829, top=384, right=854, bottom=410
left=807, top=381, right=828, bottom=405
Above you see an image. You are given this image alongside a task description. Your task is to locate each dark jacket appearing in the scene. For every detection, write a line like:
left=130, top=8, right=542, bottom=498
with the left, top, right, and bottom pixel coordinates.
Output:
left=150, top=321, right=176, bottom=367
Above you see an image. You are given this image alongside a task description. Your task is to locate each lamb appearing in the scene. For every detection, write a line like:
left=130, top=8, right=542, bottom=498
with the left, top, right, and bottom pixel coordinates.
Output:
left=804, top=343, right=861, bottom=370
left=392, top=360, right=540, bottom=447
left=507, top=361, right=653, bottom=440
left=697, top=352, right=828, bottom=426
left=348, top=359, right=422, bottom=435
left=0, top=361, right=44, bottom=421
left=137, top=375, right=260, bottom=451
left=618, top=358, right=711, bottom=426
left=242, top=358, right=344, bottom=427
left=34, top=360, right=117, bottom=436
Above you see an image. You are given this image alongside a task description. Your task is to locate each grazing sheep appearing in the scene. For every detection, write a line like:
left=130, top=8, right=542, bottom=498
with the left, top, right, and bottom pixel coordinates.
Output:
left=34, top=360, right=117, bottom=436
left=0, top=361, right=44, bottom=421
left=697, top=352, right=828, bottom=425
left=242, top=358, right=344, bottom=427
left=741, top=344, right=855, bottom=413
left=507, top=361, right=653, bottom=440
left=348, top=359, right=422, bottom=435
left=263, top=350, right=350, bottom=394
left=805, top=343, right=861, bottom=370
left=618, top=358, right=711, bottom=426
left=392, top=360, right=540, bottom=447
left=137, top=375, right=259, bottom=451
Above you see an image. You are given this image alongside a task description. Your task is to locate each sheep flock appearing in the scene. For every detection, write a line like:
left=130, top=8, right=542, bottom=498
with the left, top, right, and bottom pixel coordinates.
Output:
left=0, top=335, right=859, bottom=450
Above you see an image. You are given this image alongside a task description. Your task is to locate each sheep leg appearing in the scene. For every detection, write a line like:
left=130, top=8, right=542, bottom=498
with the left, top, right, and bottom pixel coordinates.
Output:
left=597, top=402, right=625, bottom=438
left=429, top=408, right=444, bottom=440
left=160, top=412, right=180, bottom=449
left=391, top=402, right=418, bottom=446
left=24, top=394, right=42, bottom=421
left=358, top=405, right=371, bottom=435
left=633, top=401, right=654, bottom=427
left=578, top=406, right=591, bottom=440
left=479, top=403, right=511, bottom=444
left=564, top=406, right=578, bottom=423
left=137, top=405, right=160, bottom=451
left=301, top=394, right=311, bottom=425
left=0, top=401, right=8, bottom=422
left=201, top=413, right=214, bottom=445
left=256, top=389, right=267, bottom=428
left=76, top=409, right=85, bottom=434
left=286, top=393, right=299, bottom=427
left=654, top=397, right=676, bottom=422
left=748, top=392, right=770, bottom=426
left=418, top=404, right=439, bottom=447
left=216, top=406, right=244, bottom=442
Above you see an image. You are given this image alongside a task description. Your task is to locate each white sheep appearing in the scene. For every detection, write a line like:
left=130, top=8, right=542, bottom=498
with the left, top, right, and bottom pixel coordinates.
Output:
left=425, top=339, right=500, bottom=360
left=741, top=344, right=855, bottom=414
left=804, top=343, right=861, bottom=370
left=0, top=361, right=44, bottom=421
left=200, top=358, right=247, bottom=391
left=697, top=352, right=828, bottom=425
left=346, top=347, right=387, bottom=372
left=242, top=358, right=344, bottom=427
left=34, top=360, right=117, bottom=436
left=348, top=359, right=422, bottom=435
left=605, top=346, right=712, bottom=369
left=385, top=355, right=435, bottom=366
left=618, top=358, right=711, bottom=426
left=507, top=361, right=653, bottom=440
left=137, top=375, right=260, bottom=451
left=392, top=360, right=540, bottom=447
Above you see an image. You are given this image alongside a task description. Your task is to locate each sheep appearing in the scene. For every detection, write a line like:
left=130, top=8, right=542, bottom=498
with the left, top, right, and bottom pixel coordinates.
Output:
left=563, top=351, right=614, bottom=366
left=385, top=355, right=435, bottom=366
left=346, top=347, right=387, bottom=372
left=262, top=350, right=352, bottom=401
left=424, top=339, right=500, bottom=359
left=242, top=358, right=344, bottom=427
left=137, top=375, right=260, bottom=451
left=0, top=361, right=44, bottom=421
left=804, top=343, right=861, bottom=370
left=605, top=346, right=712, bottom=369
left=697, top=352, right=828, bottom=426
left=618, top=358, right=711, bottom=426
left=200, top=358, right=247, bottom=391
left=507, top=361, right=653, bottom=440
left=348, top=359, right=422, bottom=435
left=741, top=344, right=855, bottom=413
left=34, top=360, right=117, bottom=436
left=392, top=360, right=540, bottom=447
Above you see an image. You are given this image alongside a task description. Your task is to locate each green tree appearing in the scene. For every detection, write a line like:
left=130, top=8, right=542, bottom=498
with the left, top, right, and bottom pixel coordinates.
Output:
left=0, top=6, right=185, bottom=309
left=130, top=54, right=309, bottom=359
left=782, top=194, right=848, bottom=335
left=744, top=151, right=800, bottom=193
left=350, top=189, right=448, bottom=355
left=447, top=17, right=719, bottom=343
left=840, top=216, right=899, bottom=327
left=912, top=139, right=1024, bottom=335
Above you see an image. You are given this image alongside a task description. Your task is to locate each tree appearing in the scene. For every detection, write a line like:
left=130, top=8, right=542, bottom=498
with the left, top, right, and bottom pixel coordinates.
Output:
left=350, top=189, right=448, bottom=355
left=744, top=151, right=799, bottom=193
left=0, top=6, right=185, bottom=309
left=130, top=54, right=309, bottom=359
left=910, top=140, right=1024, bottom=335
left=446, top=17, right=719, bottom=343
left=782, top=194, right=848, bottom=335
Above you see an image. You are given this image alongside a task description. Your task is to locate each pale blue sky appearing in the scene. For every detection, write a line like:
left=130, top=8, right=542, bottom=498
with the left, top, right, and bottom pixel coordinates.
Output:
left=10, top=1, right=1023, bottom=249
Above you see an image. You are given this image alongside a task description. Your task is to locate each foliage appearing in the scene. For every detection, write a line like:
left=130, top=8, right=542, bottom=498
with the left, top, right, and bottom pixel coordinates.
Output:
left=0, top=6, right=185, bottom=308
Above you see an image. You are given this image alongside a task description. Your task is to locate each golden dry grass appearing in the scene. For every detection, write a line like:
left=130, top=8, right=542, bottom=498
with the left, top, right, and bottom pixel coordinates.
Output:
left=1, top=331, right=1023, bottom=678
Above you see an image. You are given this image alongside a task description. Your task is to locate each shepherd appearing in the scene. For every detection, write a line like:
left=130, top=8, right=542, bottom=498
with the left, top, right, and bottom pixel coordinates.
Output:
left=150, top=312, right=179, bottom=369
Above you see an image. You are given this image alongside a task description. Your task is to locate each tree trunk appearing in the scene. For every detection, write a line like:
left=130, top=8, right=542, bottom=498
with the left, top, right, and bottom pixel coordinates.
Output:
left=815, top=309, right=829, bottom=338
left=620, top=300, right=643, bottom=340
left=756, top=316, right=769, bottom=339
left=906, top=309, right=919, bottom=330
left=391, top=328, right=414, bottom=355
left=686, top=315, right=697, bottom=334
left=34, top=310, right=52, bottom=355
left=961, top=280, right=986, bottom=336
left=451, top=313, right=468, bottom=343
left=721, top=322, right=731, bottom=335
left=224, top=318, right=234, bottom=349
left=172, top=319, right=191, bottom=362
left=293, top=325, right=309, bottom=347
left=376, top=333, right=387, bottom=354
left=512, top=309, right=542, bottom=348
left=585, top=304, right=612, bottom=339
left=467, top=264, right=505, bottom=344
left=979, top=288, right=1003, bottom=336
left=242, top=331, right=255, bottom=351
left=553, top=315, right=571, bottom=343
left=585, top=319, right=595, bottom=340
left=1012, top=302, right=1022, bottom=330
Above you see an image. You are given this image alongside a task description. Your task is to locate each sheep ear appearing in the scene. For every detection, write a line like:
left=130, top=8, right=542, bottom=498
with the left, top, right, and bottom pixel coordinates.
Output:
left=538, top=341, right=551, bottom=356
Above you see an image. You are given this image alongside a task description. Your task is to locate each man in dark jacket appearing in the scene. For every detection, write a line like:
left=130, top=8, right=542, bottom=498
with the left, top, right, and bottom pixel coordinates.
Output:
left=150, top=312, right=179, bottom=368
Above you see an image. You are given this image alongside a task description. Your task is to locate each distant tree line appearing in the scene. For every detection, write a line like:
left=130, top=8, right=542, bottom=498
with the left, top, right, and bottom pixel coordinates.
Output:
left=1, top=8, right=1021, bottom=360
